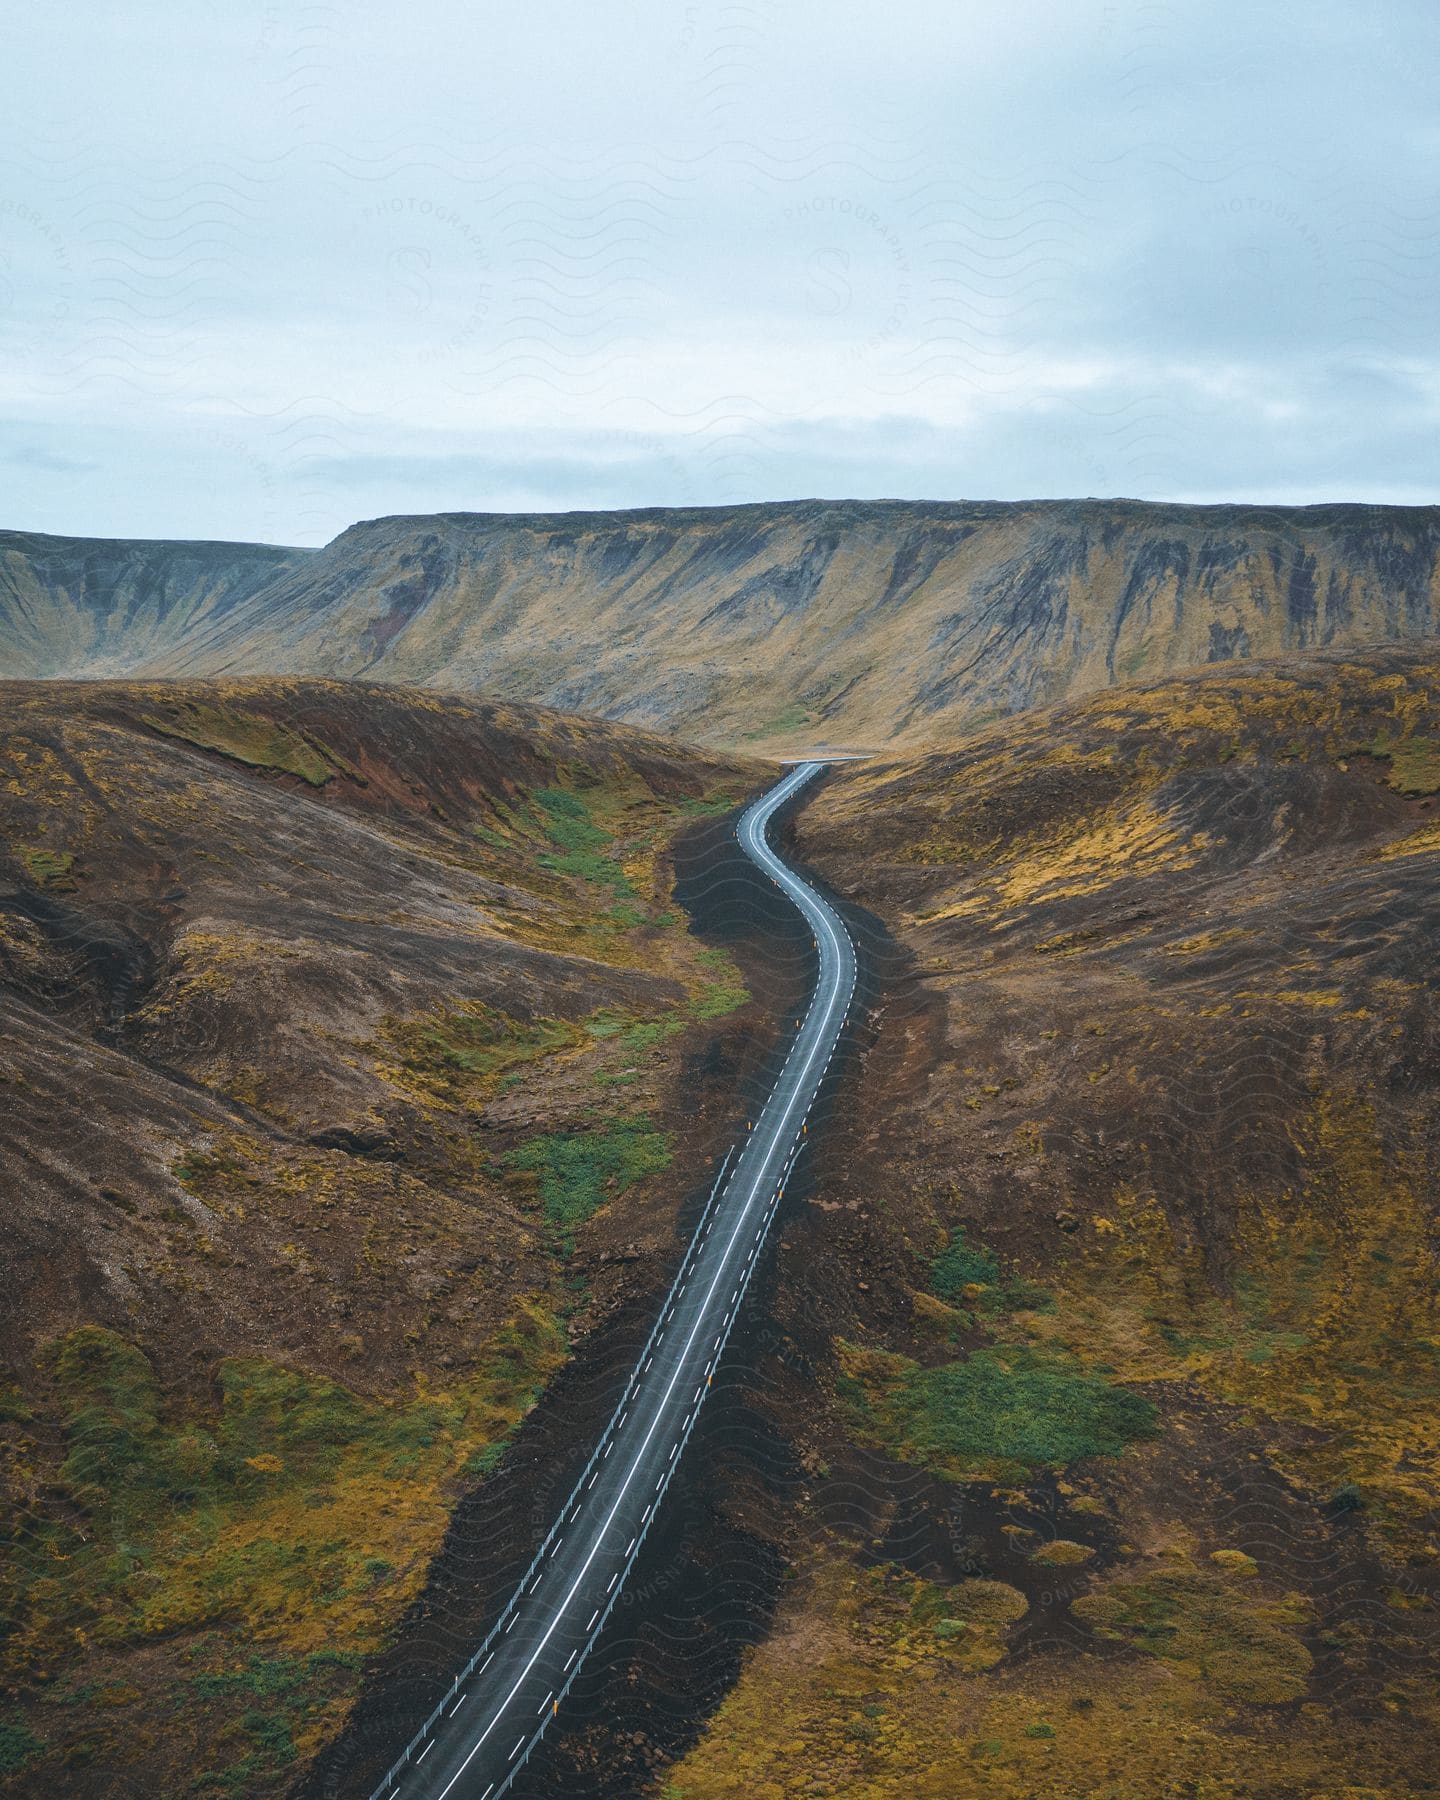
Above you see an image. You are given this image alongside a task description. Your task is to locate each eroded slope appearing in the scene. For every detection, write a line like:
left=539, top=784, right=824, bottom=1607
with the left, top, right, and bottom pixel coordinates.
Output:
left=8, top=500, right=1440, bottom=750
left=155, top=501, right=1440, bottom=750
left=0, top=532, right=310, bottom=678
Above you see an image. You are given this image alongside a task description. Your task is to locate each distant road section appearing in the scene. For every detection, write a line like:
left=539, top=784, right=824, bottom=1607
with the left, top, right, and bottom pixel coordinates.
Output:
left=371, top=760, right=856, bottom=1800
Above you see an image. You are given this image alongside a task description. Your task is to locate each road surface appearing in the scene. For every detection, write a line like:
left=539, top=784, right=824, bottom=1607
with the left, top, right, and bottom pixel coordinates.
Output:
left=371, top=760, right=855, bottom=1800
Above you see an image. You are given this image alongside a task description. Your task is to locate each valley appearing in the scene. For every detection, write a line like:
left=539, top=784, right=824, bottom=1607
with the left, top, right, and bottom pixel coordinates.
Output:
left=1, top=549, right=1439, bottom=1799
left=6, top=1, right=1428, bottom=1793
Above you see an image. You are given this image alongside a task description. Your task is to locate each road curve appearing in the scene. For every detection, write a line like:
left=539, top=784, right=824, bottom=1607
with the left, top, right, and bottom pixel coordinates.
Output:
left=372, top=761, right=855, bottom=1800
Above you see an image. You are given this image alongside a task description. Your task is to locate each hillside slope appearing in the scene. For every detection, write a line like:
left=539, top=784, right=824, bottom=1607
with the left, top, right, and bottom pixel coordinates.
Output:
left=0, top=530, right=312, bottom=678
left=666, top=642, right=1440, bottom=1797
left=0, top=678, right=764, bottom=1795
left=6, top=500, right=1440, bottom=748
left=151, top=500, right=1440, bottom=749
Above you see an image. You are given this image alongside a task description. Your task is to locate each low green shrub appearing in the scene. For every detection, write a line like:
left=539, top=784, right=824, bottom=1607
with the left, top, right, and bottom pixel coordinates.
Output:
left=0, top=1720, right=42, bottom=1775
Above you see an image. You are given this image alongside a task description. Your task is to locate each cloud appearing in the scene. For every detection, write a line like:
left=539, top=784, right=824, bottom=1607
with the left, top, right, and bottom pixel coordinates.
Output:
left=2, top=1, right=1436, bottom=542
left=2, top=442, right=100, bottom=475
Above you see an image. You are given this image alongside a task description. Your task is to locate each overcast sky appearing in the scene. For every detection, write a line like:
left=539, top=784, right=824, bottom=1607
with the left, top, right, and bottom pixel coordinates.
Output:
left=3, top=1, right=1437, bottom=544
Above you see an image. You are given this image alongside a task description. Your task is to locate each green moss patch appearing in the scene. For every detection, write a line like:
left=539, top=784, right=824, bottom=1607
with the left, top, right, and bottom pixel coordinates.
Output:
left=584, top=1009, right=685, bottom=1059
left=0, top=1719, right=43, bottom=1776
left=931, top=1227, right=1053, bottom=1314
left=381, top=1002, right=582, bottom=1103
left=931, top=1228, right=1001, bottom=1299
left=690, top=945, right=749, bottom=1019
left=531, top=787, right=632, bottom=891
left=181, top=1651, right=358, bottom=1794
left=502, top=1120, right=672, bottom=1244
left=1366, top=731, right=1440, bottom=796
left=840, top=1342, right=1158, bottom=1479
left=16, top=846, right=77, bottom=890
left=741, top=702, right=815, bottom=740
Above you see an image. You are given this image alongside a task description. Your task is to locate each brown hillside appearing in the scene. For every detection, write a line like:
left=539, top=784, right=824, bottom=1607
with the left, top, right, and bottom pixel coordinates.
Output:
left=0, top=677, right=765, bottom=1794
left=0, top=532, right=310, bottom=679
left=669, top=642, right=1440, bottom=1797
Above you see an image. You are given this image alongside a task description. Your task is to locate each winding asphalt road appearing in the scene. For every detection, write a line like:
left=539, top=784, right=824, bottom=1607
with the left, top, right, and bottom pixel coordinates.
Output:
left=371, top=760, right=855, bottom=1800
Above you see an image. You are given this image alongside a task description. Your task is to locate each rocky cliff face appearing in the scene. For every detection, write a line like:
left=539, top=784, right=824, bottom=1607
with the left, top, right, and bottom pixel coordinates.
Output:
left=0, top=529, right=311, bottom=677
left=4, top=500, right=1440, bottom=746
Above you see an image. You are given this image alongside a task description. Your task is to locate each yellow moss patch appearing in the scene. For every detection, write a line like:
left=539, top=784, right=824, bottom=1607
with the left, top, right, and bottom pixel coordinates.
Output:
left=1029, top=1539, right=1094, bottom=1567
left=1368, top=732, right=1440, bottom=796
left=17, top=845, right=77, bottom=890
left=375, top=1001, right=587, bottom=1109
left=1073, top=1553, right=1312, bottom=1704
left=1162, top=925, right=1254, bottom=956
left=664, top=1539, right=1431, bottom=1799
left=1026, top=1095, right=1440, bottom=1554
left=1377, top=819, right=1440, bottom=861
left=142, top=699, right=359, bottom=787
left=137, top=926, right=299, bottom=1017
left=910, top=1291, right=969, bottom=1338
left=924, top=796, right=1207, bottom=924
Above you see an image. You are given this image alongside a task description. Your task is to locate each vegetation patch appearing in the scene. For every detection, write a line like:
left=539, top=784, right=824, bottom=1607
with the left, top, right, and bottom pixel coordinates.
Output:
left=665, top=1525, right=1427, bottom=1799
left=2, top=1308, right=566, bottom=1693
left=380, top=1002, right=583, bottom=1104
left=839, top=1341, right=1157, bottom=1480
left=1366, top=731, right=1440, bottom=796
left=531, top=787, right=632, bottom=892
left=503, top=1121, right=672, bottom=1245
left=931, top=1227, right=1001, bottom=1298
left=143, top=700, right=357, bottom=787
left=180, top=1650, right=359, bottom=1795
left=690, top=945, right=750, bottom=1019
left=931, top=1227, right=1052, bottom=1314
left=901, top=1569, right=1028, bottom=1673
left=1073, top=1557, right=1313, bottom=1704
left=924, top=794, right=1207, bottom=922
left=0, top=1719, right=42, bottom=1777
left=676, top=791, right=745, bottom=816
left=660, top=1554, right=1031, bottom=1795
left=1031, top=1095, right=1440, bottom=1553
left=584, top=1008, right=707, bottom=1088
left=1377, top=817, right=1440, bottom=861
left=1029, top=1539, right=1094, bottom=1566
left=741, top=702, right=815, bottom=741
left=16, top=846, right=77, bottom=890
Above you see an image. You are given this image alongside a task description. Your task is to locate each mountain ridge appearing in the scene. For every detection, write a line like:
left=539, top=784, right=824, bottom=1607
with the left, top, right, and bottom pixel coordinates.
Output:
left=4, top=497, right=1439, bottom=747
left=0, top=528, right=313, bottom=679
